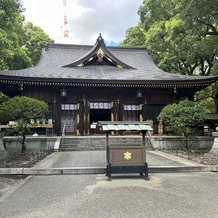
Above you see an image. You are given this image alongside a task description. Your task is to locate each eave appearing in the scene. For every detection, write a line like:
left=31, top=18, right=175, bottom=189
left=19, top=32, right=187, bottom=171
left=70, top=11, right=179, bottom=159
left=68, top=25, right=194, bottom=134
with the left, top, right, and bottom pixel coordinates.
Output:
left=0, top=74, right=217, bottom=89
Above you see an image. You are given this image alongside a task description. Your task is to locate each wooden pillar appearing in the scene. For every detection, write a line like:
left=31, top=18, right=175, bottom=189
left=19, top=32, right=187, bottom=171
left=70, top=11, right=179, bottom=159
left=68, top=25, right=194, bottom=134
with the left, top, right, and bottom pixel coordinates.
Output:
left=140, top=104, right=147, bottom=121
left=111, top=101, right=118, bottom=121
left=83, top=101, right=90, bottom=135
left=142, top=131, right=146, bottom=146
left=76, top=102, right=83, bottom=135
left=52, top=91, right=61, bottom=135
left=76, top=101, right=90, bottom=136
left=106, top=131, right=109, bottom=164
left=118, top=102, right=124, bottom=121
left=111, top=101, right=118, bottom=135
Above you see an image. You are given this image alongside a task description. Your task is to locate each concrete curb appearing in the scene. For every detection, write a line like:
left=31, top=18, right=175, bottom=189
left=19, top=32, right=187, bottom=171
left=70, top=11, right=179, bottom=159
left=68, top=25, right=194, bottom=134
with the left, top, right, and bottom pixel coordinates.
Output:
left=23, top=168, right=63, bottom=175
left=208, top=165, right=218, bottom=172
left=0, top=176, right=33, bottom=203
left=0, top=165, right=216, bottom=175
left=0, top=168, right=23, bottom=174
left=149, top=166, right=210, bottom=173
left=63, top=167, right=106, bottom=175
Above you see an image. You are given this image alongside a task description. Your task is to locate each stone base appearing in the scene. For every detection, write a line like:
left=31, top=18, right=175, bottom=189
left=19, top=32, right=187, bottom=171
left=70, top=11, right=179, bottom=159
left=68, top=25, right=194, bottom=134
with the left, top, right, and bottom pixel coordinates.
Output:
left=0, top=138, right=7, bottom=158
left=212, top=132, right=218, bottom=137
left=210, top=137, right=218, bottom=154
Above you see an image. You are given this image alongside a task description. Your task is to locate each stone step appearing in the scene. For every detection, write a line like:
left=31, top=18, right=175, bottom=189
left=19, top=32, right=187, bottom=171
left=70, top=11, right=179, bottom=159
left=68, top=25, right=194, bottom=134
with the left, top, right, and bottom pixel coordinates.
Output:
left=60, top=144, right=106, bottom=151
left=60, top=136, right=151, bottom=151
left=60, top=144, right=153, bottom=151
left=60, top=147, right=104, bottom=151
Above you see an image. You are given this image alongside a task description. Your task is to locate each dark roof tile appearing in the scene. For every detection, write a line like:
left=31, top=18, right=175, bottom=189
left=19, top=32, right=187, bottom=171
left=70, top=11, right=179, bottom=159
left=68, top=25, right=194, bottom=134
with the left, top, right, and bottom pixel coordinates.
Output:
left=0, top=42, right=217, bottom=86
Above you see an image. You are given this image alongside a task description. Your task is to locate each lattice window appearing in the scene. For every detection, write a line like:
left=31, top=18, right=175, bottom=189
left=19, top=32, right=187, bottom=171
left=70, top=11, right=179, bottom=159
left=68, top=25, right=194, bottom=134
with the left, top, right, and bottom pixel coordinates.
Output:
left=124, top=104, right=140, bottom=121
left=90, top=102, right=111, bottom=109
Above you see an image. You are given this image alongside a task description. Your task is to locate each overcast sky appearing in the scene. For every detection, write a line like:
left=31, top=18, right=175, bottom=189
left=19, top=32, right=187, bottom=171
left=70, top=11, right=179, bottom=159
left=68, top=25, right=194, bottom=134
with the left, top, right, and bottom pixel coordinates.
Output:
left=22, top=0, right=142, bottom=45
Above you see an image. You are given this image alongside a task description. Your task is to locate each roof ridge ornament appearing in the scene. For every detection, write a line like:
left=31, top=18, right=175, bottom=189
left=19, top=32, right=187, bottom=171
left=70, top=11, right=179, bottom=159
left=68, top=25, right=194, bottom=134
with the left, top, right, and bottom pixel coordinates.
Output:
left=97, top=33, right=103, bottom=42
left=62, top=34, right=136, bottom=69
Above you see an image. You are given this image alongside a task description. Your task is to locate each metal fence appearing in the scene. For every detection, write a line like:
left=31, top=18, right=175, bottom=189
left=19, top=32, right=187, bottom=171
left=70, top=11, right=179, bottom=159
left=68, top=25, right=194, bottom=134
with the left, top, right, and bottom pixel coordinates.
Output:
left=161, top=147, right=218, bottom=165
left=0, top=146, right=54, bottom=168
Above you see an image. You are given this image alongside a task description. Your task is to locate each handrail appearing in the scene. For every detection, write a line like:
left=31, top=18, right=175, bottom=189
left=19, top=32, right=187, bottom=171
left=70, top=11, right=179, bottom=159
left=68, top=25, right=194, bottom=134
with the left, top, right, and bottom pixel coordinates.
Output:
left=146, top=131, right=157, bottom=150
left=61, top=124, right=66, bottom=149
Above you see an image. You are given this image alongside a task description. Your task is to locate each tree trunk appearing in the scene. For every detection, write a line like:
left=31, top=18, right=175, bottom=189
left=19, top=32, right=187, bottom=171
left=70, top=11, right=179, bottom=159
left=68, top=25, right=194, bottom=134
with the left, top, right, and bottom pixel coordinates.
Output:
left=21, top=134, right=26, bottom=153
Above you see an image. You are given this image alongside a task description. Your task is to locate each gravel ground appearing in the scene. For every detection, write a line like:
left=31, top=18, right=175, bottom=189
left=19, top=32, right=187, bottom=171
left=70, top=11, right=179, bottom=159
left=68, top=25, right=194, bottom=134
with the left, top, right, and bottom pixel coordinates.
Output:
left=0, top=151, right=52, bottom=197
left=0, top=175, right=26, bottom=197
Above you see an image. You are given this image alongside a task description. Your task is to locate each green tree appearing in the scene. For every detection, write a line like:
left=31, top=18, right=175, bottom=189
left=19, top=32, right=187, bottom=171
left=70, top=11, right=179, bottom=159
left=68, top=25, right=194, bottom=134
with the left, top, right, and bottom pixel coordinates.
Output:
left=23, top=22, right=54, bottom=66
left=158, top=99, right=207, bottom=149
left=121, top=0, right=218, bottom=75
left=0, top=96, right=48, bottom=152
left=0, top=0, right=54, bottom=70
left=194, top=84, right=217, bottom=113
left=121, top=0, right=218, bottom=112
left=0, top=0, right=31, bottom=70
left=138, top=0, right=218, bottom=76
left=119, top=24, right=146, bottom=46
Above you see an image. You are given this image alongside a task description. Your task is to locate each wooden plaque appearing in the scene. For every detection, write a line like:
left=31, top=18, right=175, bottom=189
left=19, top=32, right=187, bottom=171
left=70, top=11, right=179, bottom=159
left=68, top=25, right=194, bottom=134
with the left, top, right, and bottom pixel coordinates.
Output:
left=109, top=145, right=146, bottom=166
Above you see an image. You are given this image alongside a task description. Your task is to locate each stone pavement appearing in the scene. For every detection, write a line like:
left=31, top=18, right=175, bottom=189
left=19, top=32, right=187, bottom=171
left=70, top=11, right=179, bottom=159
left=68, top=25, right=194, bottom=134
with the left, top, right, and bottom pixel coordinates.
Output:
left=0, top=150, right=218, bottom=217
left=1, top=150, right=214, bottom=176
left=28, top=150, right=209, bottom=175
left=34, top=150, right=203, bottom=168
left=0, top=172, right=218, bottom=217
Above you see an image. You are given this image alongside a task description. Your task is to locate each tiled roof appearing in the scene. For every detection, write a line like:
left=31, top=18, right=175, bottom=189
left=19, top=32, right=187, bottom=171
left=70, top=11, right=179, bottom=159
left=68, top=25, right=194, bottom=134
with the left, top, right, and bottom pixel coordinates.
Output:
left=0, top=36, right=217, bottom=88
left=63, top=34, right=135, bottom=70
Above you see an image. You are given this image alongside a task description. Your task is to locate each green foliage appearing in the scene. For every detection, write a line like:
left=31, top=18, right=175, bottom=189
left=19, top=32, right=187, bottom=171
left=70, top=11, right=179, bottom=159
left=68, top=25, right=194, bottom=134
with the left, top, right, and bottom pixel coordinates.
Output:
left=121, top=0, right=218, bottom=112
left=0, top=0, right=54, bottom=70
left=138, top=0, right=218, bottom=76
left=0, top=0, right=30, bottom=70
left=23, top=22, right=54, bottom=66
left=0, top=92, right=9, bottom=104
left=119, top=24, right=146, bottom=46
left=0, top=96, right=48, bottom=152
left=0, top=96, right=48, bottom=123
left=158, top=99, right=207, bottom=149
left=194, top=84, right=217, bottom=113
left=120, top=0, right=217, bottom=76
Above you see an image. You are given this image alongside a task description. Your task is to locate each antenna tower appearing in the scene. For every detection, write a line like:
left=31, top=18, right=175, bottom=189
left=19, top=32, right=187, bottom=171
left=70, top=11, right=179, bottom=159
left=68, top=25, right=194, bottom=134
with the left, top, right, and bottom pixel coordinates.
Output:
left=63, top=0, right=69, bottom=38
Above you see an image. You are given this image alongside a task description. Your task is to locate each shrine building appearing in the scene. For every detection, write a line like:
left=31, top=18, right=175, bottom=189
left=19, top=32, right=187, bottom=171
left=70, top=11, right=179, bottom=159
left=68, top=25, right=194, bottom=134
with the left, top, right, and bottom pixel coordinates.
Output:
left=0, top=34, right=217, bottom=135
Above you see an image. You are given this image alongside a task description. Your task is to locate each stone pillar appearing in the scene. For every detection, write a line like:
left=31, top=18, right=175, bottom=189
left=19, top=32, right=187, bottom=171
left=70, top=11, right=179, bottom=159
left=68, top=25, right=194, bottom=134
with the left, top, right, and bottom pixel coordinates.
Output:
left=0, top=138, right=7, bottom=158
left=211, top=128, right=218, bottom=154
left=158, top=121, right=164, bottom=136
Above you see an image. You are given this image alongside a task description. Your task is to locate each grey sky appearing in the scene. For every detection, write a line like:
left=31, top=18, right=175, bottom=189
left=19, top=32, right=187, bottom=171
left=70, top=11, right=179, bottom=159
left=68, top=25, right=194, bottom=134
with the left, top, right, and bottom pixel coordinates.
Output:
left=22, top=0, right=142, bottom=45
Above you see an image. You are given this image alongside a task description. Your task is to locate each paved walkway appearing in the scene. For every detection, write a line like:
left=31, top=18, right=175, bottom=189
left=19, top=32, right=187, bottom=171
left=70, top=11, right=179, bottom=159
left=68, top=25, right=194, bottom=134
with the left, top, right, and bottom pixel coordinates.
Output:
left=0, top=172, right=218, bottom=217
left=34, top=150, right=203, bottom=168
left=1, top=150, right=212, bottom=176
left=0, top=151, right=218, bottom=217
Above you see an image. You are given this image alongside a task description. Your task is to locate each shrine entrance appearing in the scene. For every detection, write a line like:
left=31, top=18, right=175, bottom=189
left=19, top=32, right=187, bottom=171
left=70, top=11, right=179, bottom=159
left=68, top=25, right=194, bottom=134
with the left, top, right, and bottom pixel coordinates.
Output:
left=61, top=104, right=77, bottom=134
left=90, top=102, right=111, bottom=124
left=90, top=109, right=111, bottom=123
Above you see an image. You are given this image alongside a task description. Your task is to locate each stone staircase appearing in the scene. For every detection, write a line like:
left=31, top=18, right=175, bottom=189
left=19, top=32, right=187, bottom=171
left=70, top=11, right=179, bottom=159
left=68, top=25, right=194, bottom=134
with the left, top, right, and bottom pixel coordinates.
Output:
left=60, top=136, right=152, bottom=151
